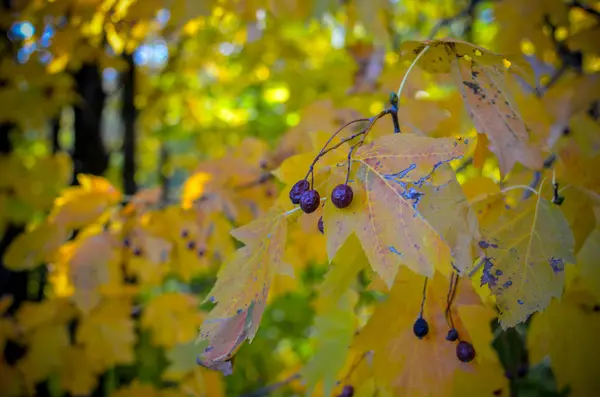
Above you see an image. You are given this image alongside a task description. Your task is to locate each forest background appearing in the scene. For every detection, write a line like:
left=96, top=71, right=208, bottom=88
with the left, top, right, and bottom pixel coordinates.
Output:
left=1, top=0, right=600, bottom=397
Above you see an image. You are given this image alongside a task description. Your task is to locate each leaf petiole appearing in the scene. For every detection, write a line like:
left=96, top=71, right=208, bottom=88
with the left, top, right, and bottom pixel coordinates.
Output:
left=397, top=44, right=431, bottom=100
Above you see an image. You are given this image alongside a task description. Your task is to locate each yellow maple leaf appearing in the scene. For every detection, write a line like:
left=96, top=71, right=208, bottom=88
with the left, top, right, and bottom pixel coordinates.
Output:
left=76, top=299, right=136, bottom=371
left=111, top=380, right=161, bottom=397
left=4, top=221, right=68, bottom=271
left=59, top=345, right=102, bottom=395
left=17, top=324, right=70, bottom=389
left=141, top=292, right=204, bottom=348
left=197, top=206, right=289, bottom=373
left=528, top=289, right=600, bottom=397
left=323, top=133, right=468, bottom=287
left=15, top=298, right=77, bottom=333
left=51, top=174, right=122, bottom=229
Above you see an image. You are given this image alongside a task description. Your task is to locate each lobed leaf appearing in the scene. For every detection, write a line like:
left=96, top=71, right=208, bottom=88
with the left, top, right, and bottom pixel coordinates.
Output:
left=197, top=207, right=288, bottom=373
left=479, top=185, right=576, bottom=328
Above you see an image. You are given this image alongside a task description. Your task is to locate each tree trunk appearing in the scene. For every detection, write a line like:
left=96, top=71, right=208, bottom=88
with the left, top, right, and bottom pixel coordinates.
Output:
left=72, top=63, right=109, bottom=181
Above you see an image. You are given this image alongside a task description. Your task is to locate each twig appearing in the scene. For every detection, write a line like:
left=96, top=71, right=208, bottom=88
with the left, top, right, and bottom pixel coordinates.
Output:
left=427, top=0, right=481, bottom=40
left=304, top=110, right=393, bottom=181
left=233, top=173, right=274, bottom=191
left=236, top=373, right=301, bottom=397
left=523, top=153, right=557, bottom=200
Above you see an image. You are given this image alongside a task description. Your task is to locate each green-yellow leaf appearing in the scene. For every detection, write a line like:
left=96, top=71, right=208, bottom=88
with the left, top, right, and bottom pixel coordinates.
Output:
left=479, top=186, right=575, bottom=328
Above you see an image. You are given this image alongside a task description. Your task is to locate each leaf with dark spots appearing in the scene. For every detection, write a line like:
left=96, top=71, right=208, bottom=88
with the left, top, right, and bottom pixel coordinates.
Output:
left=463, top=81, right=482, bottom=96
left=481, top=257, right=498, bottom=287
left=548, top=257, right=565, bottom=273
left=400, top=38, right=543, bottom=176
left=479, top=183, right=575, bottom=328
left=324, top=133, right=469, bottom=286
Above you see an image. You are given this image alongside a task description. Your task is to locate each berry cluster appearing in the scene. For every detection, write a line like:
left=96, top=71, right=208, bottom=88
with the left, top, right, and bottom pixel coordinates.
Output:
left=412, top=274, right=476, bottom=363
left=289, top=180, right=354, bottom=213
left=286, top=93, right=402, bottom=233
left=411, top=316, right=476, bottom=363
left=289, top=179, right=354, bottom=232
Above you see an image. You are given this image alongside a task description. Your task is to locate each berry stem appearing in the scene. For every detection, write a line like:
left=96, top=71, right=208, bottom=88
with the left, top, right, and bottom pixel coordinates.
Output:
left=445, top=272, right=459, bottom=334
left=303, top=108, right=395, bottom=181
left=419, top=277, right=428, bottom=318
left=345, top=144, right=359, bottom=184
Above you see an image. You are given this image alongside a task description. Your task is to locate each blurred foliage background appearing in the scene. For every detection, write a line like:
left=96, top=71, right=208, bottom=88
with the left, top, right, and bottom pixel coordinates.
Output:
left=0, top=0, right=599, bottom=396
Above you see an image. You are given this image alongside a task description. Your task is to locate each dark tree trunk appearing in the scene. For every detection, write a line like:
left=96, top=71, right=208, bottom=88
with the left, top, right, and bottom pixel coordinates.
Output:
left=122, top=53, right=137, bottom=195
left=72, top=63, right=109, bottom=181
left=51, top=116, right=61, bottom=153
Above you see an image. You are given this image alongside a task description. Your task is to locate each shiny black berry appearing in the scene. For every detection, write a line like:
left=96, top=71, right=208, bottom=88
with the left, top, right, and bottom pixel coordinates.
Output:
left=181, top=229, right=189, bottom=238
left=289, top=179, right=310, bottom=205
left=133, top=247, right=142, bottom=256
left=123, top=237, right=131, bottom=247
left=187, top=240, right=196, bottom=250
left=197, top=249, right=206, bottom=257
left=446, top=328, right=459, bottom=341
left=338, top=385, right=354, bottom=397
left=318, top=216, right=324, bottom=234
left=413, top=317, right=429, bottom=339
left=331, top=184, right=354, bottom=209
left=456, top=341, right=476, bottom=363
left=300, top=189, right=320, bottom=213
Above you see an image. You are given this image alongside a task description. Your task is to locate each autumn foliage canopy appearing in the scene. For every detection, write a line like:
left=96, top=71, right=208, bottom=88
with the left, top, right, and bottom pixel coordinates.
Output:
left=1, top=1, right=600, bottom=397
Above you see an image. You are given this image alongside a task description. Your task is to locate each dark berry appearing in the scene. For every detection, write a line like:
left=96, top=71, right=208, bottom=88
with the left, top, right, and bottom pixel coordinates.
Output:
left=338, top=385, right=354, bottom=397
left=123, top=237, right=131, bottom=247
left=517, top=363, right=529, bottom=378
left=133, top=247, right=142, bottom=256
left=331, top=184, right=354, bottom=209
left=318, top=216, right=324, bottom=234
left=446, top=328, right=459, bottom=341
left=197, top=249, right=206, bottom=257
left=456, top=341, right=476, bottom=363
left=413, top=317, right=429, bottom=339
left=187, top=240, right=196, bottom=250
left=300, top=189, right=320, bottom=213
left=289, top=179, right=310, bottom=205
left=181, top=229, right=189, bottom=238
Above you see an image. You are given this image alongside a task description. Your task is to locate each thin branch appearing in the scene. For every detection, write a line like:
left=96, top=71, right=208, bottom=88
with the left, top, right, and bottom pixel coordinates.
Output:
left=428, top=0, right=481, bottom=40
left=570, top=1, right=600, bottom=18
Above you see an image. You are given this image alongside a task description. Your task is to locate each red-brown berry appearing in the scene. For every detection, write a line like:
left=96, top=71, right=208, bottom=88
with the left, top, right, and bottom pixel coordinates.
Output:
left=318, top=216, right=324, bottom=234
left=289, top=179, right=310, bottom=205
left=456, top=341, right=476, bottom=363
left=300, top=189, right=320, bottom=213
left=331, top=184, right=353, bottom=209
